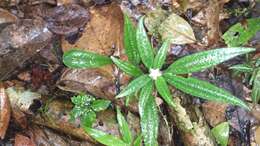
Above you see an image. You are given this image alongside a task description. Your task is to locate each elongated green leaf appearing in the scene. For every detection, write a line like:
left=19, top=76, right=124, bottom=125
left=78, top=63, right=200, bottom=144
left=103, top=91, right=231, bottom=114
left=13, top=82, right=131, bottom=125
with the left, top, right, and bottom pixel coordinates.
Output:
left=141, top=95, right=159, bottom=146
left=138, top=80, right=153, bottom=117
left=222, top=18, right=260, bottom=47
left=124, top=14, right=140, bottom=65
left=133, top=134, right=142, bottom=146
left=155, top=76, right=176, bottom=108
left=117, top=74, right=151, bottom=98
left=164, top=74, right=249, bottom=109
left=229, top=64, right=254, bottom=73
left=82, top=110, right=96, bottom=127
left=252, top=69, right=260, bottom=103
left=136, top=17, right=154, bottom=68
left=166, top=47, right=255, bottom=74
left=111, top=56, right=143, bottom=77
left=158, top=13, right=196, bottom=44
left=211, top=122, right=229, bottom=146
left=153, top=40, right=170, bottom=69
left=84, top=127, right=128, bottom=146
left=91, top=100, right=110, bottom=112
left=63, top=49, right=112, bottom=68
left=116, top=107, right=132, bottom=144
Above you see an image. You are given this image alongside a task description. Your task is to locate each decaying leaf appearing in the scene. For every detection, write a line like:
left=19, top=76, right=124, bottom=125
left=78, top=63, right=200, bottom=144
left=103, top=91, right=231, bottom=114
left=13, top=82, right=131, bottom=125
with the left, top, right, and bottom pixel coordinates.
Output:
left=0, top=85, right=11, bottom=139
left=158, top=13, right=196, bottom=44
left=5, top=87, right=41, bottom=113
left=144, top=9, right=168, bottom=35
left=62, top=2, right=123, bottom=55
left=57, top=68, right=116, bottom=99
left=43, top=4, right=90, bottom=35
left=0, top=8, right=17, bottom=26
left=0, top=19, right=52, bottom=80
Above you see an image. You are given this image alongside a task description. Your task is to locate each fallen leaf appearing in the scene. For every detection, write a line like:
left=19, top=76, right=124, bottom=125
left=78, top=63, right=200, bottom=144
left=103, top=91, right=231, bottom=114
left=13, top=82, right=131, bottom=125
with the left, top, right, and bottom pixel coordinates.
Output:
left=0, top=8, right=17, bottom=26
left=0, top=19, right=52, bottom=80
left=62, top=2, right=123, bottom=55
left=0, top=84, right=11, bottom=139
left=43, top=4, right=90, bottom=35
left=255, top=126, right=260, bottom=145
left=158, top=13, right=196, bottom=44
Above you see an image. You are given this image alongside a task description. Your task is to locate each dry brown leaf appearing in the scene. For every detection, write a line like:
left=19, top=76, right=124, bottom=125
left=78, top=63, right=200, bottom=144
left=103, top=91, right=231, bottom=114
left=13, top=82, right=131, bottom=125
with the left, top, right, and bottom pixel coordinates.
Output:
left=0, top=8, right=17, bottom=25
left=0, top=84, right=11, bottom=139
left=62, top=2, right=124, bottom=55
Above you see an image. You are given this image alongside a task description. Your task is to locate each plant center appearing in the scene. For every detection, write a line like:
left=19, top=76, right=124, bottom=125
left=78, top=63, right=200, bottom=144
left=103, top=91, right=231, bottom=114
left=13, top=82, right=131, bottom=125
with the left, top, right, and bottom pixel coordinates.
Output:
left=149, top=68, right=162, bottom=80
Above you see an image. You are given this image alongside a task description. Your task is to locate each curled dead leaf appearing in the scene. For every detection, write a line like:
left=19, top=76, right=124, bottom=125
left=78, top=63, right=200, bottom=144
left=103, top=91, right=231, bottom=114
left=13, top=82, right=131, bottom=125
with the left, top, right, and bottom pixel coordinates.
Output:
left=0, top=8, right=17, bottom=26
left=0, top=85, right=11, bottom=139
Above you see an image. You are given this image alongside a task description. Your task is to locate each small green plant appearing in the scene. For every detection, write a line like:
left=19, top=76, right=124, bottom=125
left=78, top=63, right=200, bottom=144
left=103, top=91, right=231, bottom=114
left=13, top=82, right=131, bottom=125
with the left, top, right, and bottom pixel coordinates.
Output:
left=211, top=122, right=230, bottom=146
left=84, top=107, right=142, bottom=146
left=63, top=15, right=255, bottom=145
left=70, top=94, right=110, bottom=127
left=230, top=58, right=260, bottom=103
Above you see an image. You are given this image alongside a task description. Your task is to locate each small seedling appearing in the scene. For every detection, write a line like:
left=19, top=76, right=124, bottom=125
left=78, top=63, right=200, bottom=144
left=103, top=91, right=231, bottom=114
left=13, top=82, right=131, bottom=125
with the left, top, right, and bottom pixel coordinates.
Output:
left=70, top=94, right=110, bottom=127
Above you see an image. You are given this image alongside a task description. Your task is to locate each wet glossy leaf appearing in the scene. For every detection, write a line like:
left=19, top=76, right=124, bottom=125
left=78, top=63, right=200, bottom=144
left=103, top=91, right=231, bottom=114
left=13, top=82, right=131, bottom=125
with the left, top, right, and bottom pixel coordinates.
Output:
left=84, top=127, right=128, bottom=146
left=111, top=56, right=143, bottom=77
left=252, top=69, right=260, bottom=103
left=141, top=95, right=159, bottom=146
left=155, top=76, right=176, bottom=108
left=136, top=17, right=154, bottom=69
left=82, top=110, right=96, bottom=127
left=116, top=107, right=132, bottom=144
left=63, top=49, right=112, bottom=68
left=158, top=13, right=196, bottom=44
left=91, top=100, right=110, bottom=112
left=138, top=81, right=153, bottom=117
left=164, top=74, right=249, bottom=109
left=229, top=64, right=254, bottom=73
left=166, top=47, right=255, bottom=74
left=211, top=122, right=229, bottom=146
left=117, top=74, right=152, bottom=98
left=124, top=14, right=140, bottom=64
left=222, top=18, right=260, bottom=47
left=153, top=40, right=170, bottom=69
left=133, top=134, right=142, bottom=146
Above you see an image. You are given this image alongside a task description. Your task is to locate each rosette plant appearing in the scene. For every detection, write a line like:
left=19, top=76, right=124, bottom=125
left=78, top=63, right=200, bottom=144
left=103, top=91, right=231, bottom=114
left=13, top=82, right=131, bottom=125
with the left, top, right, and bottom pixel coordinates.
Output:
left=63, top=15, right=255, bottom=146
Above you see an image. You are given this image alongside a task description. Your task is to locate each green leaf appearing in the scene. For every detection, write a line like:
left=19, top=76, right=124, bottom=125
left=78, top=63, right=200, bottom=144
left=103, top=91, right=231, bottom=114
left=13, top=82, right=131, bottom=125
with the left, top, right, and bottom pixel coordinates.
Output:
left=91, top=99, right=110, bottom=112
left=153, top=40, right=170, bottom=69
left=133, top=134, right=142, bottom=146
left=117, top=74, right=152, bottom=98
left=211, top=122, right=229, bottom=146
left=164, top=74, right=249, bottom=109
left=116, top=107, right=132, bottom=144
left=111, top=56, right=143, bottom=77
left=63, top=49, right=112, bottom=68
left=70, top=106, right=83, bottom=121
left=158, top=13, right=196, bottom=44
left=124, top=14, right=140, bottom=64
left=71, top=94, right=95, bottom=106
left=166, top=47, right=255, bottom=74
left=141, top=95, right=159, bottom=146
left=136, top=17, right=154, bottom=69
left=138, top=80, right=153, bottom=117
left=222, top=18, right=260, bottom=47
left=84, top=127, right=128, bottom=146
left=229, top=64, right=254, bottom=73
left=81, top=110, right=96, bottom=127
left=155, top=76, right=176, bottom=108
left=252, top=69, right=260, bottom=103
